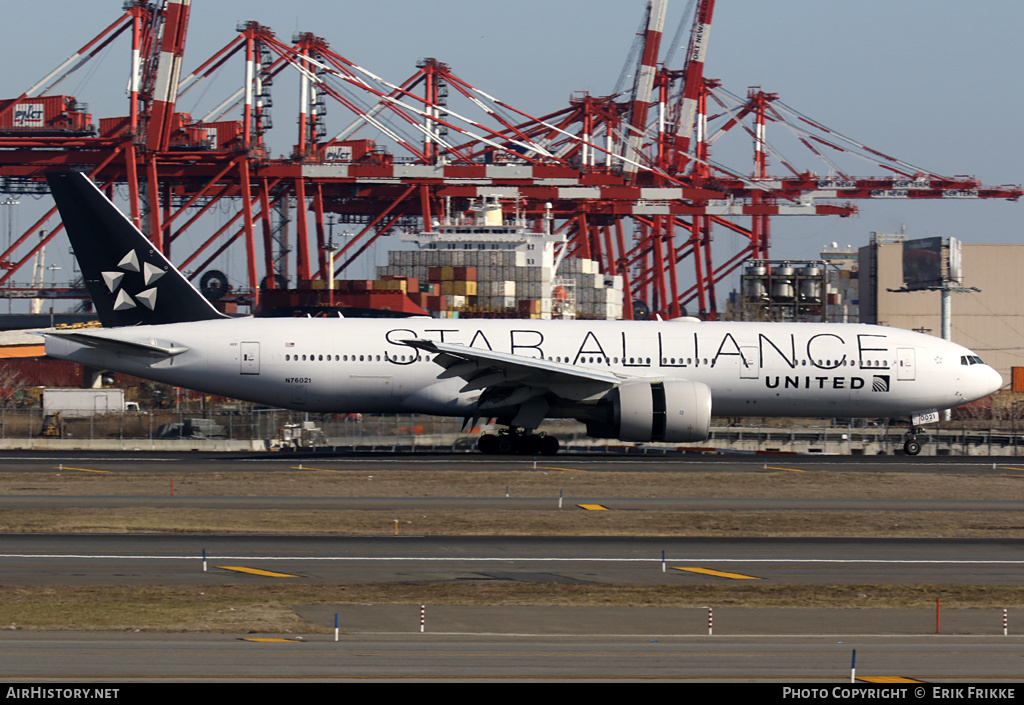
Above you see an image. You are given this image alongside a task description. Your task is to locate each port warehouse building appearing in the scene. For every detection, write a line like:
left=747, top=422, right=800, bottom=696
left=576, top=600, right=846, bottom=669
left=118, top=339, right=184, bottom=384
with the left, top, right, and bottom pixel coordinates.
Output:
left=858, top=241, right=1024, bottom=387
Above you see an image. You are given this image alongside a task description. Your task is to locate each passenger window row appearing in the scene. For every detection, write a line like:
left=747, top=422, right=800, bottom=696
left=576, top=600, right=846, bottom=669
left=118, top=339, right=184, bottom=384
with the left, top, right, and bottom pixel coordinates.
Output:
left=284, top=354, right=425, bottom=362
left=280, top=353, right=907, bottom=368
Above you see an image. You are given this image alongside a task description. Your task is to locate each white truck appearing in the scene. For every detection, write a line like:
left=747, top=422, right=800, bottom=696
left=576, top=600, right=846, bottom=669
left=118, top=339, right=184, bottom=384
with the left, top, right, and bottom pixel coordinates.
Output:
left=42, top=388, right=139, bottom=417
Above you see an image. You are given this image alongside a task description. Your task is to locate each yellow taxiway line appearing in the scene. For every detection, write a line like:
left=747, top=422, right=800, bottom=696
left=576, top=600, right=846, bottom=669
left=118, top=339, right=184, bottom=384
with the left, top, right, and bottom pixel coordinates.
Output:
left=216, top=566, right=299, bottom=578
left=674, top=567, right=761, bottom=580
left=858, top=677, right=924, bottom=683
left=240, top=638, right=303, bottom=643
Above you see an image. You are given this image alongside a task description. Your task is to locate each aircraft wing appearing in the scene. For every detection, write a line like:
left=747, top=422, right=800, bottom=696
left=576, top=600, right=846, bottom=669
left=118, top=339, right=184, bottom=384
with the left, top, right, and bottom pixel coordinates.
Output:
left=403, top=338, right=623, bottom=403
left=41, top=330, right=189, bottom=358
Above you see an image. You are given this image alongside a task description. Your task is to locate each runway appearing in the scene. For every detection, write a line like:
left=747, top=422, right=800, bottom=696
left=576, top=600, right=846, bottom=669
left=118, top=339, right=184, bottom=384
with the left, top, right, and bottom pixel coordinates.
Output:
left=2, top=631, right=1023, bottom=682
left=1, top=450, right=1022, bottom=682
left=1, top=449, right=1022, bottom=474
left=1, top=534, right=1022, bottom=587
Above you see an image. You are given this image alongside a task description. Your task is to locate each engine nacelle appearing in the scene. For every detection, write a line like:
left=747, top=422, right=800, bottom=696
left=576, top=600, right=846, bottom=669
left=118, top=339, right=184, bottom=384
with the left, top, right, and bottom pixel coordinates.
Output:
left=611, top=379, right=712, bottom=443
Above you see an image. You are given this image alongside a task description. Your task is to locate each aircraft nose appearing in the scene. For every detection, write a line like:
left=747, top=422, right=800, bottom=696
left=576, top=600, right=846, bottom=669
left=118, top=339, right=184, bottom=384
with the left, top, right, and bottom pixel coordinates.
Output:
left=963, top=364, right=1003, bottom=403
left=981, top=365, right=1004, bottom=396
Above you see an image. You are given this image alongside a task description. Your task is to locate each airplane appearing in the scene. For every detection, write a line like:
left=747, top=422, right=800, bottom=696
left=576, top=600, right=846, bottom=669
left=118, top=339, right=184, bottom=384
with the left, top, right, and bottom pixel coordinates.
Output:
left=40, top=171, right=1003, bottom=456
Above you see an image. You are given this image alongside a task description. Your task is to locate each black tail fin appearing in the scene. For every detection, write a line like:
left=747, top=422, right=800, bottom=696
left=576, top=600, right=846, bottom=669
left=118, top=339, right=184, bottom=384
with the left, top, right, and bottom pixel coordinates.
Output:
left=46, top=171, right=228, bottom=327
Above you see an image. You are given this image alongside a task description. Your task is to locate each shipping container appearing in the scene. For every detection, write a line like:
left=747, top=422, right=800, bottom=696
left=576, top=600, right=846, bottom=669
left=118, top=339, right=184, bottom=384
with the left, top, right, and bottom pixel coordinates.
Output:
left=373, top=279, right=407, bottom=293
left=337, top=280, right=373, bottom=292
left=380, top=275, right=419, bottom=291
left=322, top=139, right=376, bottom=162
left=452, top=281, right=477, bottom=296
left=98, top=115, right=130, bottom=139
left=165, top=113, right=210, bottom=149
left=0, top=358, right=83, bottom=388
left=196, top=120, right=243, bottom=150
left=0, top=95, right=93, bottom=134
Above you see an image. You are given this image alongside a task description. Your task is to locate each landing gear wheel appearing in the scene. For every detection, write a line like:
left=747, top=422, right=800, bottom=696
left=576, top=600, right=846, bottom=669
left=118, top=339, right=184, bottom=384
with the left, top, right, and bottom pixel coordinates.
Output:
left=539, top=435, right=560, bottom=456
left=903, top=438, right=922, bottom=456
left=496, top=435, right=516, bottom=454
left=518, top=434, right=542, bottom=456
left=478, top=434, right=499, bottom=455
left=478, top=429, right=561, bottom=456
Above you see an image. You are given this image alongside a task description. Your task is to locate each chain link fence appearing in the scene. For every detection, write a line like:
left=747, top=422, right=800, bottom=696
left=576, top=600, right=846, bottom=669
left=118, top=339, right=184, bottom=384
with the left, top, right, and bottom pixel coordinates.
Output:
left=0, top=408, right=474, bottom=450
left=0, top=407, right=1020, bottom=455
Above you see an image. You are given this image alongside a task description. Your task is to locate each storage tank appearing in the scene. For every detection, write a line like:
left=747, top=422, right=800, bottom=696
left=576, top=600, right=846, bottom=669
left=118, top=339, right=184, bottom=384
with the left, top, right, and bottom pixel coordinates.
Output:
left=771, top=266, right=795, bottom=302
left=798, top=266, right=822, bottom=302
left=743, top=265, right=768, bottom=300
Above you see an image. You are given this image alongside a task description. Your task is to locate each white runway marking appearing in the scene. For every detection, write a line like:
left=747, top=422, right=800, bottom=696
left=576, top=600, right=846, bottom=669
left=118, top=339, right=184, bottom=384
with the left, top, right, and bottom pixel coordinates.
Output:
left=0, top=554, right=1022, bottom=565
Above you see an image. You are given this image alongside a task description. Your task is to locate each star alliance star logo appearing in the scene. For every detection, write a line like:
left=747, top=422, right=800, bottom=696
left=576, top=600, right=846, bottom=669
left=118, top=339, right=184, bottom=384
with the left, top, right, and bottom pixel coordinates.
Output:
left=101, top=249, right=165, bottom=312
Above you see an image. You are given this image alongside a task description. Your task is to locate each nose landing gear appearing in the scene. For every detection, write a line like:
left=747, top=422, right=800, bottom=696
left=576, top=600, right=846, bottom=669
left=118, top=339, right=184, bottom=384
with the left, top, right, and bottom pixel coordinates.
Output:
left=903, top=436, right=922, bottom=456
left=903, top=425, right=926, bottom=456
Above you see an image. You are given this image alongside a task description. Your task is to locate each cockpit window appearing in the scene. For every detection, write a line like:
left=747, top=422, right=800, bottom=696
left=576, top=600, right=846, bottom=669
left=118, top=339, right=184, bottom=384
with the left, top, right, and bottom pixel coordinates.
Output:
left=962, top=355, right=985, bottom=366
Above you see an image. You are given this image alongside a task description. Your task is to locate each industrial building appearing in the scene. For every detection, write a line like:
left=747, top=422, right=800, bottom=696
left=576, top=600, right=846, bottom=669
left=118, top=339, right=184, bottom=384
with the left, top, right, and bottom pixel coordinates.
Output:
left=858, top=236, right=1023, bottom=384
left=733, top=234, right=1023, bottom=387
left=733, top=235, right=1019, bottom=391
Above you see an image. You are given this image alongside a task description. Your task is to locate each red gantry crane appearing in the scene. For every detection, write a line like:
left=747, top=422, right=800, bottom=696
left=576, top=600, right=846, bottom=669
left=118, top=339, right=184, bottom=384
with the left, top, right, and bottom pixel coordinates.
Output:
left=0, top=0, right=1016, bottom=320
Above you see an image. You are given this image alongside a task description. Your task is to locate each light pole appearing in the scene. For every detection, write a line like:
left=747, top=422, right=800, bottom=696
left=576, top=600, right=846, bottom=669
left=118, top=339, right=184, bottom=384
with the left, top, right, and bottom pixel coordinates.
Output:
left=325, top=215, right=338, bottom=309
left=46, top=264, right=61, bottom=326
left=2, top=196, right=18, bottom=252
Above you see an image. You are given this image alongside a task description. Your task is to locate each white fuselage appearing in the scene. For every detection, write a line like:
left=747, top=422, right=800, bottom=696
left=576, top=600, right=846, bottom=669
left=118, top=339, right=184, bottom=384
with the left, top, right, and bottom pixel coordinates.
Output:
left=43, top=317, right=1002, bottom=423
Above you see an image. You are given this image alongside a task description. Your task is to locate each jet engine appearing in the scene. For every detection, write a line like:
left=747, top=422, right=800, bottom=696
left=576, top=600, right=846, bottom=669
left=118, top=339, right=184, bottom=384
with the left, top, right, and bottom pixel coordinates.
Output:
left=588, top=380, right=712, bottom=443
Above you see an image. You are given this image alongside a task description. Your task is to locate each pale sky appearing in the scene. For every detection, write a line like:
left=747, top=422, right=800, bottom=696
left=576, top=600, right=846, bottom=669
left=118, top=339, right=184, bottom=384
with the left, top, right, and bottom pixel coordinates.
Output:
left=0, top=0, right=1019, bottom=295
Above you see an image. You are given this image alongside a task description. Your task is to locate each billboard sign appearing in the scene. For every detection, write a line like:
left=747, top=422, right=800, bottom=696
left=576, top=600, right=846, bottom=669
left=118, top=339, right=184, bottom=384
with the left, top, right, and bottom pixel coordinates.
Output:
left=948, top=237, right=963, bottom=284
left=902, top=237, right=943, bottom=289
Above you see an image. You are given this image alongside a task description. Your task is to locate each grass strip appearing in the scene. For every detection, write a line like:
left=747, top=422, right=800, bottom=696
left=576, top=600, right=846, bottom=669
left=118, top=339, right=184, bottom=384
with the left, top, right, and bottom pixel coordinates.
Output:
left=2, top=583, right=1024, bottom=632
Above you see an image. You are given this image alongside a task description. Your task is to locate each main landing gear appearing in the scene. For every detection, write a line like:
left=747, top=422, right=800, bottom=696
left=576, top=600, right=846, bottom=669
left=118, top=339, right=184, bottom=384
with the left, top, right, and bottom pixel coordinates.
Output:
left=478, top=428, right=560, bottom=456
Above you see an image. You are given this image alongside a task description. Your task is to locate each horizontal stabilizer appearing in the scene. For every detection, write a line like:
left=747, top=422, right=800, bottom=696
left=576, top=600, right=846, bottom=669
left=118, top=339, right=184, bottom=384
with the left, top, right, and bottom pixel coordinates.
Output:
left=42, top=330, right=189, bottom=357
